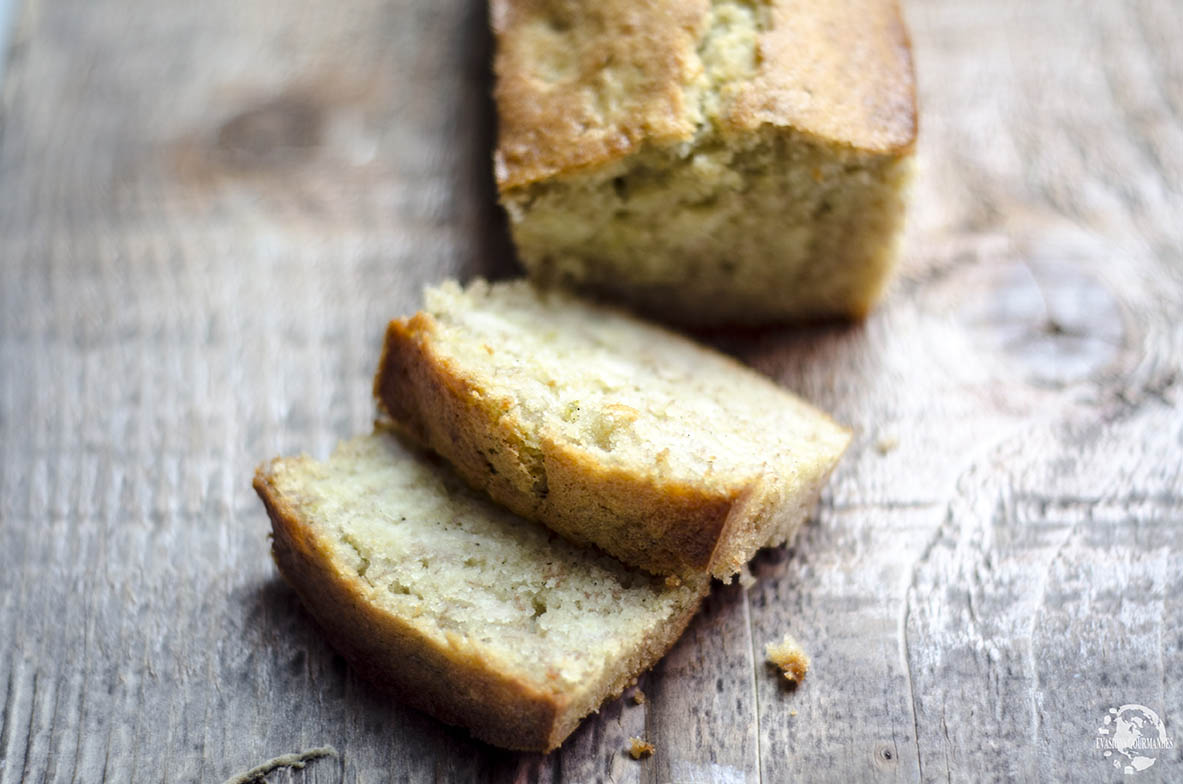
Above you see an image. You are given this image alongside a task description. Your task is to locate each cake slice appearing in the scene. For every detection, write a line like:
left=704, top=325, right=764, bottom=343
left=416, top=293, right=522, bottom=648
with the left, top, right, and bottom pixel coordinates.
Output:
left=254, top=429, right=705, bottom=752
left=492, top=0, right=916, bottom=325
left=374, top=280, right=851, bottom=579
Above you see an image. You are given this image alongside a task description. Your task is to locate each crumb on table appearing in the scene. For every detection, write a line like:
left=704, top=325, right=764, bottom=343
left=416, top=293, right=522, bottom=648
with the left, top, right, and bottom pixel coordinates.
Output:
left=766, top=634, right=810, bottom=684
left=628, top=737, right=655, bottom=759
left=875, top=433, right=899, bottom=455
left=631, top=689, right=646, bottom=705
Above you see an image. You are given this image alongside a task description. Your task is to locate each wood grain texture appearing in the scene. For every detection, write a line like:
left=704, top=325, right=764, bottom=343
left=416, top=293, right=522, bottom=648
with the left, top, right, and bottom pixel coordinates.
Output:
left=0, top=0, right=1180, bottom=782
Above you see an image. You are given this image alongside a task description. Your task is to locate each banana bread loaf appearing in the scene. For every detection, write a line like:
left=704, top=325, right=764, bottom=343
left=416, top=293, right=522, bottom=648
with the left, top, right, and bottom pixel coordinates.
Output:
left=492, top=0, right=917, bottom=325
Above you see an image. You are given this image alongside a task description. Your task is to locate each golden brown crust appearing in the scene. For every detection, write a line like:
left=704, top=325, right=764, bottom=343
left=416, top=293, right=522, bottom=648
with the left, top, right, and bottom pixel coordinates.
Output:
left=254, top=456, right=704, bottom=752
left=539, top=435, right=736, bottom=575
left=375, top=314, right=739, bottom=577
left=492, top=0, right=916, bottom=191
left=374, top=313, right=559, bottom=527
left=491, top=0, right=708, bottom=189
left=726, top=0, right=917, bottom=153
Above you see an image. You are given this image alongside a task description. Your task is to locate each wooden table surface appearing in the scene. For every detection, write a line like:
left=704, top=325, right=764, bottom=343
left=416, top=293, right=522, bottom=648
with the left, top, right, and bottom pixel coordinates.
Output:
left=2, top=0, right=1181, bottom=782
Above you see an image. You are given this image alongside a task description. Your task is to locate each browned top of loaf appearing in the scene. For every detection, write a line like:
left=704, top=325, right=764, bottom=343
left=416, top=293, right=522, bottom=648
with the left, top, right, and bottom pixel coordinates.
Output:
left=492, top=0, right=917, bottom=190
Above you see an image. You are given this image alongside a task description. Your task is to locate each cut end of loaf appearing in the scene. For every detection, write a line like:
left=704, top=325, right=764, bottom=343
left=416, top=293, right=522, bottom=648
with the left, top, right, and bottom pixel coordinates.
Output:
left=504, top=131, right=913, bottom=325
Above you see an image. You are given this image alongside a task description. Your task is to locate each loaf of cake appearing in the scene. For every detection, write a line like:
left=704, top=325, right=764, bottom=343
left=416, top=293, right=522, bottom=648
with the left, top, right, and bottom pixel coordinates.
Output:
left=492, top=0, right=917, bottom=325
left=374, top=280, right=851, bottom=579
left=254, top=429, right=705, bottom=752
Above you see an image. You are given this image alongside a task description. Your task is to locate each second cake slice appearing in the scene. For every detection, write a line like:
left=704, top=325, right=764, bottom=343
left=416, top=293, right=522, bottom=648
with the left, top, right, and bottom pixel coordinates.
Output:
left=375, top=280, right=850, bottom=579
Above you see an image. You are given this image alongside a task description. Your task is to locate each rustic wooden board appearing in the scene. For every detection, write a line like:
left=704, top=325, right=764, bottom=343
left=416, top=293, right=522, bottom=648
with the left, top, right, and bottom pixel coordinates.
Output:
left=1, top=0, right=1180, bottom=782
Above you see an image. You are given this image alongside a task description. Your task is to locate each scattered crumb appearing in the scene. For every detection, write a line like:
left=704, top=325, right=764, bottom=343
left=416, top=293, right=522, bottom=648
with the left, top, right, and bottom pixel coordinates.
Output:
left=664, top=574, right=682, bottom=589
left=632, top=689, right=646, bottom=705
left=875, top=433, right=899, bottom=455
left=766, top=634, right=810, bottom=684
left=628, top=737, right=655, bottom=759
left=737, top=564, right=756, bottom=590
left=790, top=710, right=798, bottom=717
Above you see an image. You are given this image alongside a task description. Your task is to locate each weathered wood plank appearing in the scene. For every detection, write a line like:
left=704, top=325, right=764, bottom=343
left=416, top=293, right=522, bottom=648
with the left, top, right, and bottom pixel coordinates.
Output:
left=732, top=2, right=1183, bottom=782
left=1, top=0, right=1181, bottom=781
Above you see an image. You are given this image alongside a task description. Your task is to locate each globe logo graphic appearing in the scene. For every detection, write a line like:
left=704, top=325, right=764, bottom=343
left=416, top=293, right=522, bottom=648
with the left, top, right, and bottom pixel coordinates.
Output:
left=1095, top=704, right=1174, bottom=775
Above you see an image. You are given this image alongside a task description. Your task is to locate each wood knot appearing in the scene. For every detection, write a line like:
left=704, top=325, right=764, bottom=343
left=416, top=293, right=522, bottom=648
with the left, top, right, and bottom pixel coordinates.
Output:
left=872, top=742, right=898, bottom=769
left=216, top=96, right=323, bottom=169
left=953, top=258, right=1125, bottom=388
